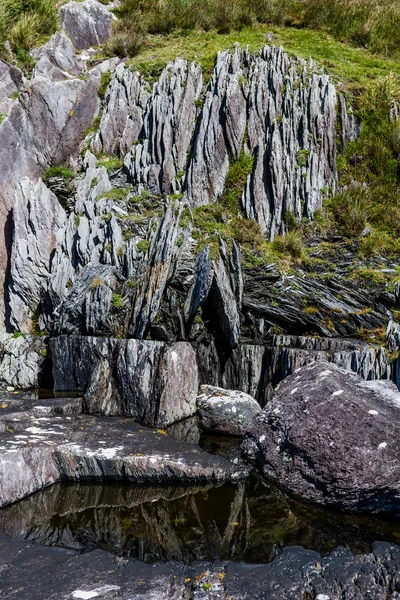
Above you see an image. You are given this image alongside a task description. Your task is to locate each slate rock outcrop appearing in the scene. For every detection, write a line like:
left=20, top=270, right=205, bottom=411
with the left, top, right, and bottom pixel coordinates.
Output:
left=197, top=385, right=260, bottom=436
left=243, top=361, right=400, bottom=512
left=51, top=335, right=199, bottom=427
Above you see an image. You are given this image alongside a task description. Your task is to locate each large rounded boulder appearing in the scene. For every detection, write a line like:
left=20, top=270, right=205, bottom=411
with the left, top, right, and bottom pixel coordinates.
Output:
left=197, top=385, right=261, bottom=436
left=242, top=361, right=400, bottom=513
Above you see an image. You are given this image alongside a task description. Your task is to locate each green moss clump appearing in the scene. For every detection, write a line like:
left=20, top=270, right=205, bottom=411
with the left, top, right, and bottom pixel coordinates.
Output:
left=42, top=165, right=74, bottom=182
left=136, top=240, right=150, bottom=253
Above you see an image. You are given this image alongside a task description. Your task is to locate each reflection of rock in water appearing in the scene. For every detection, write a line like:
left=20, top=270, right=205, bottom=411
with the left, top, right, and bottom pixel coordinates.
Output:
left=1, top=477, right=400, bottom=563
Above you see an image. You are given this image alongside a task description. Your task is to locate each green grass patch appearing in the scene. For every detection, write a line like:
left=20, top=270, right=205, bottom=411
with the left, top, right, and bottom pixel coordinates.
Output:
left=42, top=165, right=74, bottom=182
left=0, top=0, right=58, bottom=70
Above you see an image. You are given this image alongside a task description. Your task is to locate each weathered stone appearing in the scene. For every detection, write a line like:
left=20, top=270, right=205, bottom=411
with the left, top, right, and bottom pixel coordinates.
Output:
left=243, top=48, right=337, bottom=238
left=0, top=76, right=99, bottom=330
left=197, top=385, right=260, bottom=436
left=0, top=534, right=400, bottom=599
left=55, top=264, right=121, bottom=336
left=51, top=335, right=199, bottom=427
left=0, top=60, right=24, bottom=115
left=0, top=334, right=47, bottom=390
left=197, top=335, right=391, bottom=407
left=243, top=361, right=400, bottom=512
left=59, top=0, right=115, bottom=50
left=32, top=31, right=85, bottom=81
left=7, top=178, right=66, bottom=332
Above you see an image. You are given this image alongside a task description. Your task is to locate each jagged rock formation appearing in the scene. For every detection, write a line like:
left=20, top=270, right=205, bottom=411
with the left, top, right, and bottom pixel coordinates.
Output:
left=125, top=59, right=203, bottom=195
left=197, top=385, right=260, bottom=435
left=92, top=64, right=148, bottom=156
left=243, top=48, right=337, bottom=237
left=243, top=361, right=400, bottom=512
left=0, top=60, right=24, bottom=115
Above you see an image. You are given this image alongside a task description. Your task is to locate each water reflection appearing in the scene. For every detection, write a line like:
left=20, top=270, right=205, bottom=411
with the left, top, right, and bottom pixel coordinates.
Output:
left=1, top=476, right=400, bottom=563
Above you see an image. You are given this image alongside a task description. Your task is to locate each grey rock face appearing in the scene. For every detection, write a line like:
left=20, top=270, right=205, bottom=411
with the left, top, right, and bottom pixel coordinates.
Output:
left=51, top=335, right=199, bottom=427
left=0, top=60, right=24, bottom=115
left=197, top=385, right=260, bottom=436
left=0, top=334, right=47, bottom=390
left=7, top=178, right=66, bottom=333
left=243, top=266, right=391, bottom=339
left=31, top=31, right=85, bottom=81
left=92, top=64, right=149, bottom=156
left=59, top=0, right=115, bottom=50
left=339, top=94, right=361, bottom=149
left=55, top=264, right=121, bottom=336
left=242, top=361, right=400, bottom=512
left=125, top=59, right=202, bottom=195
left=185, top=47, right=248, bottom=207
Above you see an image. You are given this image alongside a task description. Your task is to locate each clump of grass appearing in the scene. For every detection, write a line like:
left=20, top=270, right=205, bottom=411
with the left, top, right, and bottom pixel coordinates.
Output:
left=111, top=293, right=124, bottom=310
left=272, top=230, right=304, bottom=259
left=104, top=20, right=144, bottom=59
left=100, top=188, right=128, bottom=201
left=42, top=165, right=74, bottom=182
left=359, top=230, right=400, bottom=258
left=89, top=277, right=104, bottom=290
left=136, top=240, right=150, bottom=253
left=97, top=155, right=123, bottom=172
left=0, top=0, right=58, bottom=69
left=333, top=74, right=400, bottom=252
left=327, top=186, right=371, bottom=236
left=220, top=152, right=254, bottom=213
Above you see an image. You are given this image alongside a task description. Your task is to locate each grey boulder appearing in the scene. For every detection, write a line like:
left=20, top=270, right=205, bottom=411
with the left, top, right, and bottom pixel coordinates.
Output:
left=242, top=361, right=400, bottom=513
left=197, top=384, right=260, bottom=436
left=59, top=0, right=115, bottom=50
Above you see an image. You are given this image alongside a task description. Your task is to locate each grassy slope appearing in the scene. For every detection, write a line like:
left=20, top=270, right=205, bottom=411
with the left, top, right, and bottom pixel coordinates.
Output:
left=127, top=24, right=400, bottom=91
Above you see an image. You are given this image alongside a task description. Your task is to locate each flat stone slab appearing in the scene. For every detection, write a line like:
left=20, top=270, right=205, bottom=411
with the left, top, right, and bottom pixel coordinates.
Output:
left=0, top=413, right=248, bottom=507
left=0, top=533, right=400, bottom=599
left=0, top=393, right=82, bottom=427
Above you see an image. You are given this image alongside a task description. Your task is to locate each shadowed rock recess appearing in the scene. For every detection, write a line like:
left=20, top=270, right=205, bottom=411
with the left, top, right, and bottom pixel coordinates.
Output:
left=1, top=0, right=400, bottom=597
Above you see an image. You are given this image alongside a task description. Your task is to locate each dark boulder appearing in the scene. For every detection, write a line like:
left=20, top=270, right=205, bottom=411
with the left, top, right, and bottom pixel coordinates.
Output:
left=242, top=361, right=400, bottom=513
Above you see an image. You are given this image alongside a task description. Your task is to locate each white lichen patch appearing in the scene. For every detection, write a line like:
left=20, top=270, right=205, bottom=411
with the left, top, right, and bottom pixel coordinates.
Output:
left=332, top=390, right=344, bottom=397
left=290, top=387, right=298, bottom=395
left=368, top=410, right=379, bottom=415
left=378, top=442, right=387, bottom=449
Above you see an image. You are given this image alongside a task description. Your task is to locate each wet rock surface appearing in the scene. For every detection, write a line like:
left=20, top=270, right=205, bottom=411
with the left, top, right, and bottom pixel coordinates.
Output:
left=0, top=406, right=248, bottom=508
left=243, top=361, right=400, bottom=512
left=1, top=532, right=400, bottom=599
left=197, top=385, right=260, bottom=436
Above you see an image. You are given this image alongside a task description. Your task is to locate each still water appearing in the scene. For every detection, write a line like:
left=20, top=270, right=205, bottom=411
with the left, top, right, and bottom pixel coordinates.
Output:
left=1, top=475, right=400, bottom=564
